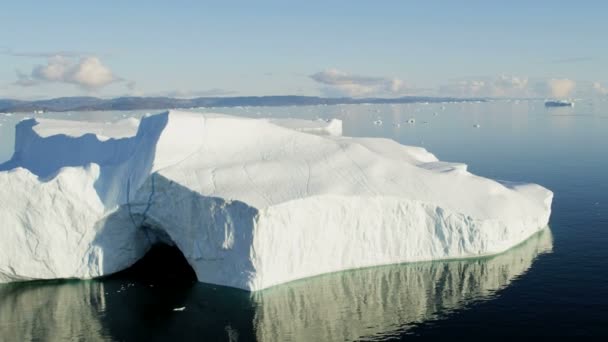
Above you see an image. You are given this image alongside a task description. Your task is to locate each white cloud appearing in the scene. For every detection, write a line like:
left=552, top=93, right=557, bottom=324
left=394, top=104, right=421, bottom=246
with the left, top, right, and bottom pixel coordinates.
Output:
left=550, top=56, right=593, bottom=64
left=162, top=88, right=237, bottom=98
left=14, top=70, right=39, bottom=87
left=31, top=56, right=71, bottom=82
left=122, top=88, right=237, bottom=98
left=310, top=69, right=410, bottom=97
left=439, top=75, right=529, bottom=98
left=592, top=82, right=608, bottom=95
left=67, top=57, right=116, bottom=88
left=439, top=76, right=582, bottom=98
left=15, top=55, right=120, bottom=90
left=1, top=47, right=83, bottom=58
left=546, top=78, right=576, bottom=98
left=493, top=75, right=529, bottom=96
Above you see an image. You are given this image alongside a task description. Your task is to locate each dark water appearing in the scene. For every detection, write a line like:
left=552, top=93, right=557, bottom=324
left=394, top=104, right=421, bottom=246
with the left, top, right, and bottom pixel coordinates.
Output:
left=1, top=99, right=607, bottom=339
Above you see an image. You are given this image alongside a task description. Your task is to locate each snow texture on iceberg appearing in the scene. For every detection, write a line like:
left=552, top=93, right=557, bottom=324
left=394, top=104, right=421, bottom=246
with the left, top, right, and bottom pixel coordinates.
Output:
left=0, top=110, right=553, bottom=291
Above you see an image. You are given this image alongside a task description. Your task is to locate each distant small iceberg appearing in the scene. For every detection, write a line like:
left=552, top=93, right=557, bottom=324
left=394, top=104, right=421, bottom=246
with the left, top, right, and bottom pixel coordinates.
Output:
left=545, top=100, right=574, bottom=107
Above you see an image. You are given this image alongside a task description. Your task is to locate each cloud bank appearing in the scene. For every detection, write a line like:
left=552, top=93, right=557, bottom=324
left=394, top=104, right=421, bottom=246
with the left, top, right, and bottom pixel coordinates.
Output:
left=310, top=69, right=409, bottom=97
left=550, top=56, right=593, bottom=64
left=546, top=78, right=576, bottom=98
left=1, top=48, right=82, bottom=58
left=161, top=88, right=237, bottom=98
left=440, top=76, right=578, bottom=98
left=14, top=55, right=120, bottom=90
left=439, top=75, right=530, bottom=98
left=592, top=82, right=608, bottom=96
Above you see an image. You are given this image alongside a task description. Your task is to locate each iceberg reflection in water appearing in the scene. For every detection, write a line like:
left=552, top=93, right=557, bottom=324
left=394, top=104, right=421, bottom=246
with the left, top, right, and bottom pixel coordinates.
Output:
left=0, top=281, right=108, bottom=341
left=252, top=227, right=553, bottom=340
left=0, top=228, right=552, bottom=341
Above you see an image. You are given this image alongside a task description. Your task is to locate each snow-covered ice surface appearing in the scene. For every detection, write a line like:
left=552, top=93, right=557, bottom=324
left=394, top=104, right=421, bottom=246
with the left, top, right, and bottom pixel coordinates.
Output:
left=0, top=110, right=553, bottom=291
left=265, top=117, right=342, bottom=136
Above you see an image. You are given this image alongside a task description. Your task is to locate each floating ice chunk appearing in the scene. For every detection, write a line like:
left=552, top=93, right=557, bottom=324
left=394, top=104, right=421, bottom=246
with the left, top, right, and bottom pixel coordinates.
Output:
left=545, top=100, right=574, bottom=107
left=473, top=124, right=481, bottom=128
left=173, top=307, right=186, bottom=312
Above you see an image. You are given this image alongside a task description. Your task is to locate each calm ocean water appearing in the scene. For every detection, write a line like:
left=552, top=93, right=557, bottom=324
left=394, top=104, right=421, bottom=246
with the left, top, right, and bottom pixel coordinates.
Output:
left=1, top=99, right=607, bottom=339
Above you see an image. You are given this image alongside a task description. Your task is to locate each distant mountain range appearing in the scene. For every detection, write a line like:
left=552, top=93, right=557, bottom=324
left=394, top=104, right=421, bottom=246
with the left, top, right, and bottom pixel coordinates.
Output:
left=0, top=95, right=484, bottom=113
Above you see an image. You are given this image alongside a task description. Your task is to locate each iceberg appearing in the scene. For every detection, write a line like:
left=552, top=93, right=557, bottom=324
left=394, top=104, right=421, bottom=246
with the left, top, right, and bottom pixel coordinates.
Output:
left=0, top=110, right=553, bottom=291
left=544, top=100, right=574, bottom=107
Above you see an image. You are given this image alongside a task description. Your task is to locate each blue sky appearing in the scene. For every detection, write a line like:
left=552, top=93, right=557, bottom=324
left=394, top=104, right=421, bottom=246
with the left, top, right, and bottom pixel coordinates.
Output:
left=1, top=0, right=607, bottom=99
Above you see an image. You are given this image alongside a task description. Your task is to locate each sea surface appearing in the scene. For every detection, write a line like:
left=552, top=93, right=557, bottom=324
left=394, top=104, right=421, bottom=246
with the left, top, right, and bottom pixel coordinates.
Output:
left=0, top=99, right=607, bottom=339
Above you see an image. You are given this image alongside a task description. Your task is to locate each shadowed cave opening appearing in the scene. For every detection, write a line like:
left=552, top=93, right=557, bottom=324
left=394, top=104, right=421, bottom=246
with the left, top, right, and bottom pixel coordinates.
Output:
left=110, top=243, right=197, bottom=285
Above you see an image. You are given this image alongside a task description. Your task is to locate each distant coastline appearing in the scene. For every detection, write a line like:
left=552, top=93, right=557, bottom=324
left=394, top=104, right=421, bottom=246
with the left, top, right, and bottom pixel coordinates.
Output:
left=0, top=95, right=485, bottom=113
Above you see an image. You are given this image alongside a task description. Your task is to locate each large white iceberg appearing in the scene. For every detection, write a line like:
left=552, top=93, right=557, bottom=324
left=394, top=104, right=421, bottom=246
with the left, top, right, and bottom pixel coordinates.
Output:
left=0, top=110, right=552, bottom=291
